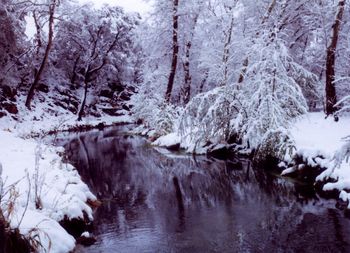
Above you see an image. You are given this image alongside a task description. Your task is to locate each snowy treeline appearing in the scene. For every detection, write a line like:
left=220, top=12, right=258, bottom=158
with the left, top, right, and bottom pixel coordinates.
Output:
left=0, top=0, right=141, bottom=121
left=132, top=0, right=350, bottom=162
left=1, top=0, right=350, bottom=160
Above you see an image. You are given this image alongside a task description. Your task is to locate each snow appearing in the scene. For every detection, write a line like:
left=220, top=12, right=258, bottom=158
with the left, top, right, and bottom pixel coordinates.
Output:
left=290, top=112, right=349, bottom=156
left=284, top=112, right=350, bottom=205
left=0, top=95, right=133, bottom=138
left=0, top=103, right=131, bottom=252
left=0, top=129, right=96, bottom=252
left=152, top=132, right=180, bottom=147
left=13, top=210, right=76, bottom=253
left=81, top=231, right=90, bottom=238
left=0, top=95, right=136, bottom=252
left=78, top=0, right=152, bottom=16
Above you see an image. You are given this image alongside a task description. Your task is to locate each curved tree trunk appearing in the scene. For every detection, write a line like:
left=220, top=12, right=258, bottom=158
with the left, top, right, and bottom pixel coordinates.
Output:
left=165, top=0, right=179, bottom=103
left=325, top=0, right=346, bottom=116
left=25, top=0, right=57, bottom=110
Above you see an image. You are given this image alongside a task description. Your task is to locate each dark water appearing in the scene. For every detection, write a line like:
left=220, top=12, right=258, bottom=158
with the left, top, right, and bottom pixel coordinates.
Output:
left=55, top=126, right=350, bottom=253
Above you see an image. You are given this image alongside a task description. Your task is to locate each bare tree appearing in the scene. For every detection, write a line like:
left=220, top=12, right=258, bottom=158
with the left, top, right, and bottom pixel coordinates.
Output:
left=25, top=0, right=58, bottom=110
left=76, top=31, right=122, bottom=121
left=64, top=6, right=137, bottom=121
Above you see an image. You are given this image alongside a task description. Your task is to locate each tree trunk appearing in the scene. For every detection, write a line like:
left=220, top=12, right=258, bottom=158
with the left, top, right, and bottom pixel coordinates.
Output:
left=325, top=0, right=345, bottom=116
left=33, top=11, right=42, bottom=56
left=165, top=0, right=179, bottom=102
left=25, top=0, right=57, bottom=110
left=70, top=55, right=80, bottom=87
left=181, top=13, right=198, bottom=105
left=77, top=79, right=89, bottom=121
left=182, top=41, right=191, bottom=104
left=222, top=16, right=235, bottom=86
left=199, top=70, right=209, bottom=93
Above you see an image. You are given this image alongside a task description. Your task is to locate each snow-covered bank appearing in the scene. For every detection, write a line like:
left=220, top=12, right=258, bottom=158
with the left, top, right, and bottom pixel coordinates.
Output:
left=148, top=111, right=350, bottom=208
left=3, top=103, right=133, bottom=138
left=283, top=112, right=350, bottom=206
left=0, top=129, right=97, bottom=252
left=0, top=95, right=137, bottom=252
left=0, top=102, right=136, bottom=252
left=0, top=104, right=133, bottom=253
left=291, top=113, right=349, bottom=159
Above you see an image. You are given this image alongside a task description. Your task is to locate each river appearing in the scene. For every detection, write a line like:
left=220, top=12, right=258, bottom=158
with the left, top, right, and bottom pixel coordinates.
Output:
left=54, top=126, right=350, bottom=253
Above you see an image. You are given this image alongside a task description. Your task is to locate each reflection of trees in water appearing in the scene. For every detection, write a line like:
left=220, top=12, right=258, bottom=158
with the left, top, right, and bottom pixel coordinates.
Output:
left=62, top=131, right=278, bottom=208
left=61, top=127, right=350, bottom=253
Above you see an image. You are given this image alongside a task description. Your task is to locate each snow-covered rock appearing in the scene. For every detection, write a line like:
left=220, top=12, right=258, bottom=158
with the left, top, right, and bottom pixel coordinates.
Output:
left=152, top=132, right=181, bottom=150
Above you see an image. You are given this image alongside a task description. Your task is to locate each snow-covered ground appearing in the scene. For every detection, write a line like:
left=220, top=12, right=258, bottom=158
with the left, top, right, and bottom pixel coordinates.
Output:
left=284, top=112, right=350, bottom=206
left=0, top=105, right=133, bottom=252
left=291, top=112, right=349, bottom=159
left=0, top=130, right=95, bottom=252
left=6, top=107, right=132, bottom=138
left=1, top=94, right=133, bottom=138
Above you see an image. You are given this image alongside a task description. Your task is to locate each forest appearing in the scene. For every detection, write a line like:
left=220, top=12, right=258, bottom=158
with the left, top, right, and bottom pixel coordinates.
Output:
left=1, top=0, right=350, bottom=252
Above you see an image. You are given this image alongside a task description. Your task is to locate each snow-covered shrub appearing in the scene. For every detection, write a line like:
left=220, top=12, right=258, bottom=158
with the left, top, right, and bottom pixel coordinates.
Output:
left=238, top=37, right=308, bottom=159
left=290, top=62, right=320, bottom=110
left=254, top=129, right=296, bottom=162
left=333, top=137, right=350, bottom=169
left=335, top=95, right=350, bottom=115
left=179, top=85, right=241, bottom=152
left=177, top=37, right=309, bottom=158
left=316, top=137, right=350, bottom=203
left=131, top=90, right=182, bottom=137
left=154, top=102, right=182, bottom=136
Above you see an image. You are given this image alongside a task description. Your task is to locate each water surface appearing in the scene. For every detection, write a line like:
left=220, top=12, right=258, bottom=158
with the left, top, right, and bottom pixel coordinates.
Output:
left=56, top=127, right=350, bottom=253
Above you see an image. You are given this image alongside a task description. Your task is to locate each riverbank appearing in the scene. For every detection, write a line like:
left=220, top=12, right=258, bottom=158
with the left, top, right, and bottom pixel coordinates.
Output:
left=0, top=129, right=95, bottom=253
left=146, top=112, right=350, bottom=207
left=282, top=112, right=350, bottom=206
left=64, top=125, right=350, bottom=253
left=0, top=109, right=133, bottom=252
left=0, top=107, right=349, bottom=252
